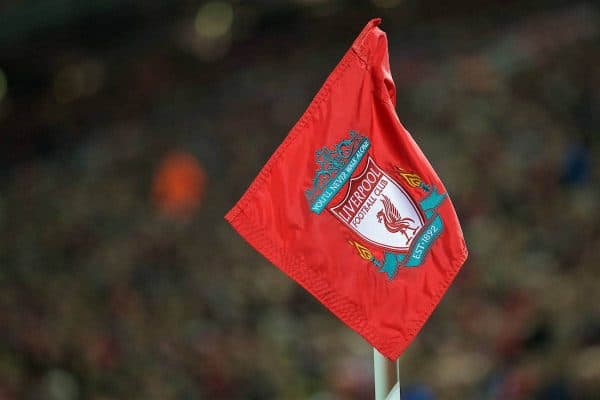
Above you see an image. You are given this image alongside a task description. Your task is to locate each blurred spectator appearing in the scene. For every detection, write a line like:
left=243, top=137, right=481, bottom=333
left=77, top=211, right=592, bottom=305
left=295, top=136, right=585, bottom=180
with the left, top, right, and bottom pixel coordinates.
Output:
left=152, top=151, right=207, bottom=218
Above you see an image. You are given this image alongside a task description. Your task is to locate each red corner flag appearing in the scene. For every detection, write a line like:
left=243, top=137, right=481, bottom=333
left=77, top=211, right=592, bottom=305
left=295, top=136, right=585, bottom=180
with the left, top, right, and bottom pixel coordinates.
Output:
left=225, top=19, right=468, bottom=360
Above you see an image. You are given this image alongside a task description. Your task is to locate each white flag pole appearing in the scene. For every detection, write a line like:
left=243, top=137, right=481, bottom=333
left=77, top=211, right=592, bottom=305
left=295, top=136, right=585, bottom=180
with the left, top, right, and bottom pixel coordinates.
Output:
left=385, top=357, right=401, bottom=400
left=374, top=348, right=401, bottom=400
left=373, top=348, right=388, bottom=400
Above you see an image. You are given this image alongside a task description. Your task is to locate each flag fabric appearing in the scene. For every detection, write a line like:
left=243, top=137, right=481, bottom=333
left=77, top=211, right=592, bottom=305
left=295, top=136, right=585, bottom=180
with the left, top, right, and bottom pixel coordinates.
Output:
left=225, top=19, right=468, bottom=360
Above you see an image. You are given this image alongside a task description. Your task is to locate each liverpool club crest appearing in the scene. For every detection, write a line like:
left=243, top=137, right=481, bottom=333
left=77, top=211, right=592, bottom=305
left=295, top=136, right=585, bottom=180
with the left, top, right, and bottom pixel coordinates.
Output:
left=305, top=131, right=447, bottom=279
left=329, top=156, right=424, bottom=251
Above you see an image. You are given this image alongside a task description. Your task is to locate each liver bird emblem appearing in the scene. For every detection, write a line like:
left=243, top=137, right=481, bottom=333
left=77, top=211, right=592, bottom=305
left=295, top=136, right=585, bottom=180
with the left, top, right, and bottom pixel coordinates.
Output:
left=376, top=194, right=418, bottom=244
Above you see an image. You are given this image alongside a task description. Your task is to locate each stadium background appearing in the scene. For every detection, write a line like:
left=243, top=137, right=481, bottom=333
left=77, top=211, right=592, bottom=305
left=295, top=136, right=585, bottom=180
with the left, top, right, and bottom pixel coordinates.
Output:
left=0, top=1, right=598, bottom=399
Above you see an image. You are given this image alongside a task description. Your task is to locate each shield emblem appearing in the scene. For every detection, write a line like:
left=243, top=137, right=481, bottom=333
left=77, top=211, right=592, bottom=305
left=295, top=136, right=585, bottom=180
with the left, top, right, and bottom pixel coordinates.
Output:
left=328, top=157, right=424, bottom=252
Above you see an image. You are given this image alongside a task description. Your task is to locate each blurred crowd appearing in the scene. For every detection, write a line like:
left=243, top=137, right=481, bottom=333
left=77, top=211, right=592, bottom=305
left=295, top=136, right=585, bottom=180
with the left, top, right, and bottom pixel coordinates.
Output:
left=0, top=1, right=599, bottom=399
